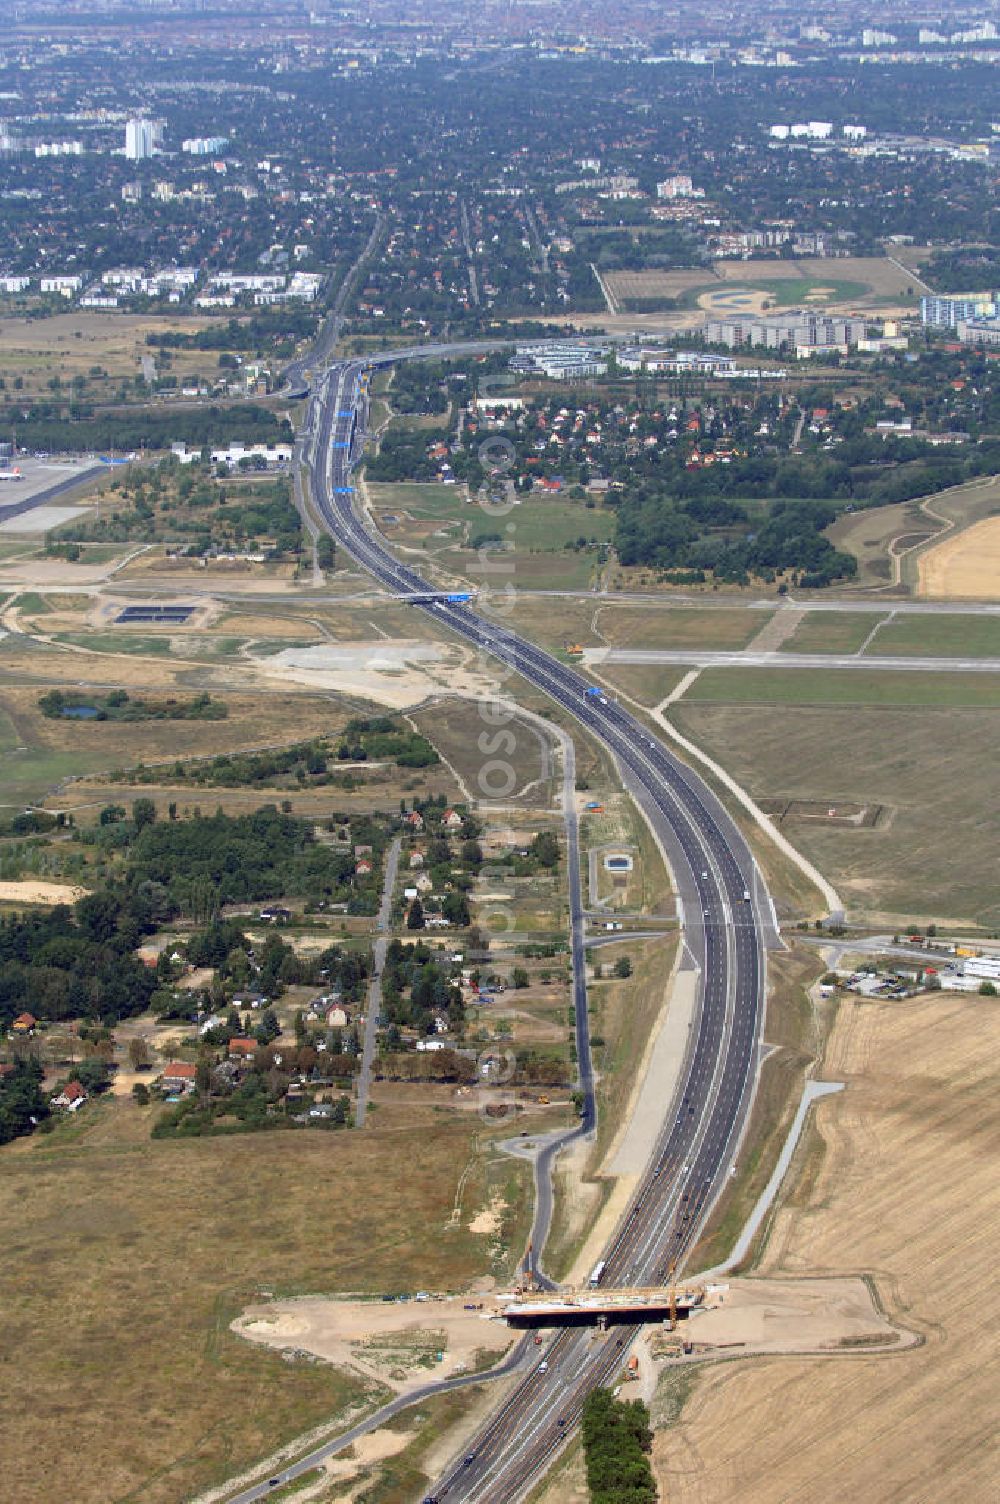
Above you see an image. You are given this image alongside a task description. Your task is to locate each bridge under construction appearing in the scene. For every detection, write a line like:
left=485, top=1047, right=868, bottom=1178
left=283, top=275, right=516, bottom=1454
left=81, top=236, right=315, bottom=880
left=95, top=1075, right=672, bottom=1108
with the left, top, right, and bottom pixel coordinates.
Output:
left=497, top=1284, right=706, bottom=1329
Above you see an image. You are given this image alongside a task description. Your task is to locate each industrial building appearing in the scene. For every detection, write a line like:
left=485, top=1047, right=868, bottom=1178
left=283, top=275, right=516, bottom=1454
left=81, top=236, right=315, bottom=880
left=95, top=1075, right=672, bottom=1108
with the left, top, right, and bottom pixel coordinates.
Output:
left=616, top=347, right=737, bottom=375
left=170, top=442, right=293, bottom=469
left=939, top=952, right=1000, bottom=993
left=510, top=341, right=609, bottom=381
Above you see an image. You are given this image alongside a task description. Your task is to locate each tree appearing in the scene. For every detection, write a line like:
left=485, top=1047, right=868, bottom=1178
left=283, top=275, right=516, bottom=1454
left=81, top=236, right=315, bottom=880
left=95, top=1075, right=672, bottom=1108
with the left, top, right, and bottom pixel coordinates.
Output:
left=132, top=1082, right=150, bottom=1106
left=979, top=981, right=997, bottom=996
left=512, top=966, right=529, bottom=989
left=132, top=797, right=156, bottom=831
left=441, top=891, right=470, bottom=927
left=195, top=1056, right=213, bottom=1097
left=256, top=1007, right=281, bottom=1045
left=581, top=1389, right=656, bottom=1504
left=127, top=1038, right=152, bottom=1071
left=74, top=1057, right=111, bottom=1094
left=75, top=890, right=122, bottom=944
left=613, top=955, right=633, bottom=979
left=530, top=831, right=559, bottom=868
left=0, top=1058, right=48, bottom=1144
left=461, top=839, right=483, bottom=869
left=407, top=897, right=425, bottom=930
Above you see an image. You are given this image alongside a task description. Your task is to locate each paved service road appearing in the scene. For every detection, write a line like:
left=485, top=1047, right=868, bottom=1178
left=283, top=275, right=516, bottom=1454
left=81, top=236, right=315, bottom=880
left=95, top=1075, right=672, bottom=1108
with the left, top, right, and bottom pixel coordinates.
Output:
left=222, top=347, right=777, bottom=1504
left=355, top=834, right=401, bottom=1129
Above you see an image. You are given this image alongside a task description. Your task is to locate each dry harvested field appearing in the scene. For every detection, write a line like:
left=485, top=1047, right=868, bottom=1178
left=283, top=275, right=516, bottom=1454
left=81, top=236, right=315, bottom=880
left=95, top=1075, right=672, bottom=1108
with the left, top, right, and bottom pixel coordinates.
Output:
left=0, top=310, right=230, bottom=394
left=507, top=598, right=766, bottom=657
left=784, top=610, right=886, bottom=654
left=410, top=696, right=560, bottom=808
left=654, top=991, right=1000, bottom=1504
left=718, top=255, right=918, bottom=298
left=918, top=513, right=1000, bottom=600
left=0, top=1096, right=529, bottom=1504
left=671, top=701, right=1000, bottom=927
left=0, top=684, right=345, bottom=778
left=603, top=268, right=713, bottom=302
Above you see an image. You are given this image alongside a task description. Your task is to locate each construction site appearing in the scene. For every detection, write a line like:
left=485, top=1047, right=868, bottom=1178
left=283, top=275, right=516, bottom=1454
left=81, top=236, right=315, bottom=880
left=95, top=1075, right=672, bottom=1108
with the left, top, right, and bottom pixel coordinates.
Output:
left=499, top=1282, right=705, bottom=1332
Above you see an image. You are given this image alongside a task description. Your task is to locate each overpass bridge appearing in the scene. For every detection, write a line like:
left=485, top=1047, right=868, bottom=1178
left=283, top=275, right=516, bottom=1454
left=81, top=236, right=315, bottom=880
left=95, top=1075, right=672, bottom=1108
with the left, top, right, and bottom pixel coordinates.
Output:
left=498, top=1283, right=706, bottom=1329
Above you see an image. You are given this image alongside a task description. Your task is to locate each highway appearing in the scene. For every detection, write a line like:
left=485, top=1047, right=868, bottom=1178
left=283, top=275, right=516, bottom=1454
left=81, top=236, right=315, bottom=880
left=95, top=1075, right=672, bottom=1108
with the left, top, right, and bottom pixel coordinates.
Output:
left=289, top=352, right=776, bottom=1503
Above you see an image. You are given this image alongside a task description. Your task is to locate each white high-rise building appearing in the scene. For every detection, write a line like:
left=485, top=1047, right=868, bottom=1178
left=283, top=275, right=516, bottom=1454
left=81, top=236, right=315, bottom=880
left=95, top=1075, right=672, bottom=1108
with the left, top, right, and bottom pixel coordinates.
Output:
left=124, top=118, right=156, bottom=161
left=656, top=174, right=696, bottom=200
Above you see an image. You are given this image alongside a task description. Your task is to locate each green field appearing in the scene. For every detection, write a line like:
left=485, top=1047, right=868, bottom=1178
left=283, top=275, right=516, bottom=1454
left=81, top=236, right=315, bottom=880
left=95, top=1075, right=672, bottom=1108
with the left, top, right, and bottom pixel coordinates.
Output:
left=369, top=481, right=473, bottom=521
left=596, top=664, right=690, bottom=706
left=675, top=277, right=872, bottom=312
left=370, top=481, right=615, bottom=550
left=0, top=746, right=110, bottom=807
left=0, top=703, right=113, bottom=806
left=52, top=631, right=175, bottom=656
left=680, top=667, right=1000, bottom=708
left=13, top=591, right=54, bottom=615
left=505, top=496, right=615, bottom=551
left=784, top=612, right=886, bottom=655
left=600, top=605, right=765, bottom=651
left=672, top=701, right=1000, bottom=925
left=508, top=599, right=765, bottom=656
left=866, top=612, right=1000, bottom=658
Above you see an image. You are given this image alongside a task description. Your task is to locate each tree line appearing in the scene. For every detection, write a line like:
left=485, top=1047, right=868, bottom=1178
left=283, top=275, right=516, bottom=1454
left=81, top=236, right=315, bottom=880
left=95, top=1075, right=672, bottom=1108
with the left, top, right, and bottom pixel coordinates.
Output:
left=581, top=1388, right=657, bottom=1504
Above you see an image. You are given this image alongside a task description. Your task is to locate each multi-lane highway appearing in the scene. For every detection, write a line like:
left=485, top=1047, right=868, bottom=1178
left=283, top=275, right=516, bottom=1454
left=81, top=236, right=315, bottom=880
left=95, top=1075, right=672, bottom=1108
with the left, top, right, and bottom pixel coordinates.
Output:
left=297, top=353, right=775, bottom=1502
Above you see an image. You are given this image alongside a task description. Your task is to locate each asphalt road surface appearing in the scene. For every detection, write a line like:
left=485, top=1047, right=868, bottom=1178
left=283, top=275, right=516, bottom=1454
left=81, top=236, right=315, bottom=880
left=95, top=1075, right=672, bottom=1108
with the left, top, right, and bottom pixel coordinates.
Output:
left=355, top=834, right=401, bottom=1129
left=593, top=646, right=1000, bottom=673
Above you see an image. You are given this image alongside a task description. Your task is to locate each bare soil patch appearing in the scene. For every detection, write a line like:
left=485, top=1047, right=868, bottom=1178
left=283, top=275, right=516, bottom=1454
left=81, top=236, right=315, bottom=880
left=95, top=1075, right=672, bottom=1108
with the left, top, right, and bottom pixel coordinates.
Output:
left=0, top=878, right=89, bottom=904
left=252, top=641, right=497, bottom=710
left=679, top=1275, right=901, bottom=1357
left=234, top=1294, right=512, bottom=1395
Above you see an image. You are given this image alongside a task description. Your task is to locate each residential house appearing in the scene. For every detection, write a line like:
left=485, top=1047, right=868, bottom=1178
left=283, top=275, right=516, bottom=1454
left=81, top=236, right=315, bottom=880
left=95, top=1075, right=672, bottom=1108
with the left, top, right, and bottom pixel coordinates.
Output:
left=161, top=1061, right=198, bottom=1094
left=228, top=1036, right=259, bottom=1061
left=12, top=1011, right=36, bottom=1034
left=51, top=1080, right=87, bottom=1112
left=442, top=809, right=464, bottom=830
left=259, top=905, right=291, bottom=924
